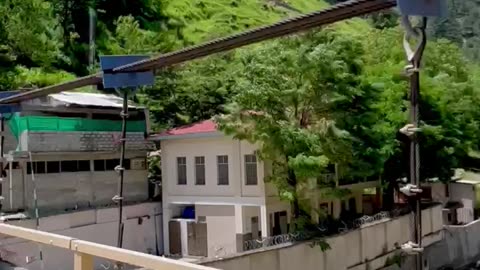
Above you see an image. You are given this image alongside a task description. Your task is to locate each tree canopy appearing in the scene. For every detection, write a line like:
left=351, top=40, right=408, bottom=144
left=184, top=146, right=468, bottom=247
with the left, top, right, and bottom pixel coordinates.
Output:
left=1, top=0, right=480, bottom=224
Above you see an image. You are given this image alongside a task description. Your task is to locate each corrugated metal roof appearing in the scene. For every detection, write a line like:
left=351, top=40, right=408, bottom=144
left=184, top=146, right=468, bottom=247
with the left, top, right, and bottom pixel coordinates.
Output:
left=47, top=92, right=139, bottom=108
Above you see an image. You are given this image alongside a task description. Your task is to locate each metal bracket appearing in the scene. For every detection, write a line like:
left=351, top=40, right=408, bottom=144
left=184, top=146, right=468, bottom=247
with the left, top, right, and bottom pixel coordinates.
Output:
left=399, top=184, right=423, bottom=197
left=399, top=124, right=422, bottom=137
left=400, top=241, right=424, bottom=255
left=114, top=165, right=125, bottom=173
left=112, top=195, right=124, bottom=203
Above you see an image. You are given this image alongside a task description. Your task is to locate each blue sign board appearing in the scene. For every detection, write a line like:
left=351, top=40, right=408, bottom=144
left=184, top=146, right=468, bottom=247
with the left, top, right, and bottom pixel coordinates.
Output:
left=99, top=55, right=154, bottom=90
left=0, top=91, right=21, bottom=114
left=397, top=0, right=447, bottom=17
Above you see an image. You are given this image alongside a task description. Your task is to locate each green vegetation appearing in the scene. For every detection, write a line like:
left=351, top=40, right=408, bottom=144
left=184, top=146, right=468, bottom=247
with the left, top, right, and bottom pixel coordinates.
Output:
left=1, top=0, right=480, bottom=225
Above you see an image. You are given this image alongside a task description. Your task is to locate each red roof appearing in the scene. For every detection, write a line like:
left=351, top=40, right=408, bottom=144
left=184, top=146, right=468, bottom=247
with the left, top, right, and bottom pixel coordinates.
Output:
left=156, top=120, right=218, bottom=138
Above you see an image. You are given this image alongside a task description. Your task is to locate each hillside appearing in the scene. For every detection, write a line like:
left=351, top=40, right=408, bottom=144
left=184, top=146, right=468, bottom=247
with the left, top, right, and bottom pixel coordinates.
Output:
left=430, top=0, right=480, bottom=61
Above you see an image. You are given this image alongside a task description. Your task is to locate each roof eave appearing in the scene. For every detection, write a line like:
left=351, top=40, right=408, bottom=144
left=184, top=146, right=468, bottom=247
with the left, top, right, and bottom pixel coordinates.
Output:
left=149, top=131, right=223, bottom=141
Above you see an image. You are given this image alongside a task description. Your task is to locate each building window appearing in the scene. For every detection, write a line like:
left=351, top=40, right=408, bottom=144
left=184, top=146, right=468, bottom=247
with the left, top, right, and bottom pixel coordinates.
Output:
left=94, top=159, right=105, bottom=171
left=61, top=160, right=78, bottom=172
left=245, top=154, right=258, bottom=185
left=195, top=156, right=205, bottom=185
left=47, top=161, right=60, bottom=173
left=106, top=159, right=120, bottom=171
left=27, top=161, right=46, bottom=174
left=27, top=160, right=91, bottom=174
left=177, top=157, right=187, bottom=185
left=217, top=155, right=229, bottom=185
left=94, top=159, right=130, bottom=171
left=78, top=160, right=91, bottom=171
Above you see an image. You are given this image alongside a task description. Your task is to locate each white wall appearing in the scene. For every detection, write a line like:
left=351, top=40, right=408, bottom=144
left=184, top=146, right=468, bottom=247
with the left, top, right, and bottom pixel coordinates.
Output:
left=206, top=216, right=237, bottom=258
left=202, top=205, right=444, bottom=270
left=161, top=137, right=264, bottom=201
left=0, top=202, right=163, bottom=270
left=449, top=183, right=475, bottom=205
left=426, top=218, right=480, bottom=269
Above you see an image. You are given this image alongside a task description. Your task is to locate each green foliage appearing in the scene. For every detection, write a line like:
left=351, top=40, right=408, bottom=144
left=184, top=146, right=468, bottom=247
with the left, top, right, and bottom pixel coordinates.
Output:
left=309, top=238, right=331, bottom=252
left=217, top=30, right=382, bottom=220
left=385, top=254, right=403, bottom=267
left=0, top=0, right=64, bottom=67
left=430, top=0, right=480, bottom=61
left=15, top=67, right=76, bottom=88
left=0, top=0, right=479, bottom=228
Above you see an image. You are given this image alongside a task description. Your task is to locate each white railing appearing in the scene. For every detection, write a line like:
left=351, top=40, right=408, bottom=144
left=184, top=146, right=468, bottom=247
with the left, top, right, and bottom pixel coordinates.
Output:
left=0, top=223, right=217, bottom=270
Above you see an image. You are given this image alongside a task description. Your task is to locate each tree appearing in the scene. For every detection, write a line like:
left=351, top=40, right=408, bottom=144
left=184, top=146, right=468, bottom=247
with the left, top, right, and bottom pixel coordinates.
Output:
left=217, top=30, right=381, bottom=227
left=0, top=0, right=64, bottom=67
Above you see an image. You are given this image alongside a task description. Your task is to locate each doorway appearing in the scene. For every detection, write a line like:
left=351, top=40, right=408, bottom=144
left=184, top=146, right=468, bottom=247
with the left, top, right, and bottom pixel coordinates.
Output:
left=272, top=211, right=288, bottom=236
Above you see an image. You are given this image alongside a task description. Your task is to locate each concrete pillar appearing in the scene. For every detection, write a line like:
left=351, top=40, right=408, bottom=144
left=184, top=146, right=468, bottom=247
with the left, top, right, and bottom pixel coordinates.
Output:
left=235, top=205, right=245, bottom=252
left=260, top=205, right=268, bottom=238
left=162, top=206, right=171, bottom=255
left=355, top=192, right=363, bottom=214
left=333, top=199, right=341, bottom=219
left=73, top=252, right=93, bottom=270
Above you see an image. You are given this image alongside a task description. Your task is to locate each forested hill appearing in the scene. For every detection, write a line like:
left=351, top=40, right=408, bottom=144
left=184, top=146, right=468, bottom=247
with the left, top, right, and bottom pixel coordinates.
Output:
left=0, top=0, right=328, bottom=90
left=430, top=0, right=480, bottom=61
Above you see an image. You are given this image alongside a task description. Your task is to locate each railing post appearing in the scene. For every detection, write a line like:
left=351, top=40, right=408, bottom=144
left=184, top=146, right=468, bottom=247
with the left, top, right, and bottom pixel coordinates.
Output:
left=74, top=252, right=93, bottom=270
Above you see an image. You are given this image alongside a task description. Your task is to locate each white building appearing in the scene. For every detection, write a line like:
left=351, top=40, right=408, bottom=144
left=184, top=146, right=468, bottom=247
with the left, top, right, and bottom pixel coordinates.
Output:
left=153, top=120, right=380, bottom=258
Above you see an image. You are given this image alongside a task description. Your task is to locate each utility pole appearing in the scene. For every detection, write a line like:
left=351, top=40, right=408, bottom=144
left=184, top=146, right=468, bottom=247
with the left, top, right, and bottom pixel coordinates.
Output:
left=397, top=2, right=447, bottom=269
left=407, top=18, right=426, bottom=270
left=398, top=17, right=427, bottom=269
left=99, top=55, right=154, bottom=269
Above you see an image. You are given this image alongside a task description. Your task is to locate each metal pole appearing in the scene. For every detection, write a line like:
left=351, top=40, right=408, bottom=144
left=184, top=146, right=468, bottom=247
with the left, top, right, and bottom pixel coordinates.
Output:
left=402, top=17, right=427, bottom=270
left=0, top=115, right=4, bottom=211
left=9, top=160, right=12, bottom=209
left=115, top=90, right=129, bottom=251
left=410, top=64, right=422, bottom=270
left=28, top=152, right=44, bottom=270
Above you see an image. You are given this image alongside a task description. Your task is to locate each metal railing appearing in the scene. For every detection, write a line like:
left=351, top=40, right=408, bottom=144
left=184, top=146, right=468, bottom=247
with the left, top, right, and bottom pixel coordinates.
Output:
left=0, top=223, right=217, bottom=270
left=243, top=211, right=392, bottom=252
left=243, top=231, right=314, bottom=251
left=353, top=211, right=390, bottom=228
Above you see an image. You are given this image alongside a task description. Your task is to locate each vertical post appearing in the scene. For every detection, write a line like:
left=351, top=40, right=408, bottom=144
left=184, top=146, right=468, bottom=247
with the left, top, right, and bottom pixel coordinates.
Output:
left=260, top=205, right=268, bottom=239
left=9, top=160, right=12, bottom=209
left=115, top=91, right=129, bottom=250
left=0, top=115, right=4, bottom=211
left=74, top=252, right=93, bottom=270
left=28, top=152, right=44, bottom=269
left=410, top=65, right=423, bottom=270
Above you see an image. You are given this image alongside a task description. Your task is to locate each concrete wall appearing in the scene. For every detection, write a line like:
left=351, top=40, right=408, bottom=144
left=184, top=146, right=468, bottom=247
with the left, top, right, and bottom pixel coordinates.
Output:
left=3, top=167, right=148, bottom=213
left=30, top=170, right=148, bottom=211
left=20, top=131, right=154, bottom=152
left=201, top=205, right=443, bottom=270
left=0, top=202, right=163, bottom=270
left=450, top=183, right=475, bottom=207
left=161, top=137, right=264, bottom=200
left=426, top=218, right=480, bottom=269
left=2, top=149, right=150, bottom=213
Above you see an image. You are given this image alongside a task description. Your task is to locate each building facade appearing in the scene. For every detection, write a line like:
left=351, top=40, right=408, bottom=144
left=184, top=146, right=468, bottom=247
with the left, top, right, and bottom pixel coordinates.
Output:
left=1, top=92, right=155, bottom=214
left=0, top=92, right=163, bottom=269
left=153, top=120, right=380, bottom=258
